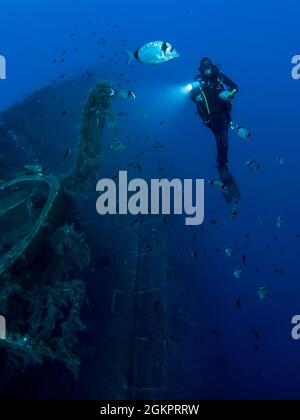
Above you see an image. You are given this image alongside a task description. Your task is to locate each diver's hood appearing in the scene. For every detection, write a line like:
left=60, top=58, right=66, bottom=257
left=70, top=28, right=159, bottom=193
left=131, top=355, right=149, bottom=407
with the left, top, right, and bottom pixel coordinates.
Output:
left=199, top=57, right=219, bottom=79
left=200, top=57, right=212, bottom=68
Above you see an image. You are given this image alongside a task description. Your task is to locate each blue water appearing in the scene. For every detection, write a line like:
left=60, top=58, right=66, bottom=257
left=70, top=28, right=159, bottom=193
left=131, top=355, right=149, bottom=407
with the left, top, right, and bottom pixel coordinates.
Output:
left=1, top=0, right=300, bottom=400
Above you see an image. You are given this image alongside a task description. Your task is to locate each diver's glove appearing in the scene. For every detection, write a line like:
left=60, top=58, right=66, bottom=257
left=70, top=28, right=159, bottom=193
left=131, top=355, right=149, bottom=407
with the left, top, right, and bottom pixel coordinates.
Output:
left=219, top=89, right=237, bottom=102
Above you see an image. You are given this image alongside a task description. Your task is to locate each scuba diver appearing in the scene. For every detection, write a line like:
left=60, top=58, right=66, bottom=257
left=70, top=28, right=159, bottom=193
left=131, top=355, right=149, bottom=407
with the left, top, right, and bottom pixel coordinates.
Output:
left=190, top=57, right=241, bottom=203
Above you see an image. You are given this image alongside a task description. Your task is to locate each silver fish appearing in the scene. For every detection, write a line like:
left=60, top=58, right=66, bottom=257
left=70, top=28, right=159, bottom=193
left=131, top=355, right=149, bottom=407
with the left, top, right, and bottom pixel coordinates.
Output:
left=233, top=268, right=243, bottom=279
left=115, top=88, right=136, bottom=99
left=276, top=156, right=285, bottom=166
left=24, top=164, right=46, bottom=175
left=225, top=246, right=234, bottom=257
left=276, top=215, right=283, bottom=229
left=231, top=203, right=239, bottom=219
left=127, top=41, right=179, bottom=65
left=110, top=137, right=126, bottom=153
left=209, top=180, right=228, bottom=193
left=257, top=217, right=264, bottom=227
left=258, top=287, right=269, bottom=300
left=245, top=160, right=261, bottom=172
left=237, top=126, right=251, bottom=140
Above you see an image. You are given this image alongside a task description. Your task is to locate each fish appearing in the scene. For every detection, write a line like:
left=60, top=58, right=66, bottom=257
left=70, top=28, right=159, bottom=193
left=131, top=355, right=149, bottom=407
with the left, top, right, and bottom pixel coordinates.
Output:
left=237, top=126, right=252, bottom=140
left=225, top=246, right=234, bottom=257
left=129, top=162, right=142, bottom=171
left=63, top=148, right=72, bottom=159
left=274, top=268, right=284, bottom=278
left=241, top=254, right=247, bottom=267
left=245, top=160, right=261, bottom=171
left=209, top=180, right=228, bottom=193
left=257, top=217, right=264, bottom=227
left=251, top=373, right=261, bottom=379
left=231, top=204, right=238, bottom=219
left=169, top=336, right=182, bottom=344
left=145, top=245, right=153, bottom=254
left=115, top=89, right=136, bottom=99
left=251, top=329, right=261, bottom=340
left=276, top=156, right=285, bottom=166
left=233, top=268, right=243, bottom=279
left=236, top=298, right=242, bottom=310
left=153, top=141, right=165, bottom=149
left=276, top=215, right=283, bottom=228
left=127, top=41, right=179, bottom=65
left=110, top=137, right=126, bottom=152
left=258, top=287, right=269, bottom=300
left=24, top=164, right=46, bottom=175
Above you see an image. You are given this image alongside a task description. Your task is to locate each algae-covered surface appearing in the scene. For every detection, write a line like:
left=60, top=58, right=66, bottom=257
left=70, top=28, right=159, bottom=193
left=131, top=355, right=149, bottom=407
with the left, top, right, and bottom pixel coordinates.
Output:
left=0, top=80, right=115, bottom=389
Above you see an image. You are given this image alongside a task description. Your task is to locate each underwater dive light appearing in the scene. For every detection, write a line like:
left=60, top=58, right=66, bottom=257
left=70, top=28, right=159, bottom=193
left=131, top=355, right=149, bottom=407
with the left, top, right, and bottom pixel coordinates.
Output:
left=182, top=81, right=200, bottom=94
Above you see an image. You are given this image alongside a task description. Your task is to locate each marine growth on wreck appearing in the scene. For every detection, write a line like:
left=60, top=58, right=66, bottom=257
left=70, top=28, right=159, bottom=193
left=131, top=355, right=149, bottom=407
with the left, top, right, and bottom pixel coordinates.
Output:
left=63, top=80, right=116, bottom=192
left=0, top=79, right=115, bottom=381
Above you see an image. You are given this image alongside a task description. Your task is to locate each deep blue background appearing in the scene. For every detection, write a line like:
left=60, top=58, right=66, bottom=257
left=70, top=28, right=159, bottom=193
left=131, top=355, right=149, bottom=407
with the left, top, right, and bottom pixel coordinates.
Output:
left=1, top=0, right=300, bottom=400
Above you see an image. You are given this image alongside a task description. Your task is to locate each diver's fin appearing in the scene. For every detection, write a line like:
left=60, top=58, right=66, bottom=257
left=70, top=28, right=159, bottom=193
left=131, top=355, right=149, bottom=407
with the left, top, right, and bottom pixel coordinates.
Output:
left=126, top=50, right=135, bottom=65
left=219, top=166, right=241, bottom=203
left=226, top=179, right=241, bottom=202
left=221, top=181, right=240, bottom=204
left=222, top=188, right=234, bottom=204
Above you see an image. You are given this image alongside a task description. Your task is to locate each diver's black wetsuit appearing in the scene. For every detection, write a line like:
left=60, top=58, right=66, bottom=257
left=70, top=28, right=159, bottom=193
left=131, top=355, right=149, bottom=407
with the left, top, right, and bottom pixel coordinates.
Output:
left=191, top=72, right=238, bottom=169
left=191, top=61, right=240, bottom=202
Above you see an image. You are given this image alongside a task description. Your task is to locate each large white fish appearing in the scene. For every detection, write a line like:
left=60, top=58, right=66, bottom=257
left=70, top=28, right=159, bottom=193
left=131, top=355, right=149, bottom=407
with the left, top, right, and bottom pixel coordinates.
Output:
left=127, top=41, right=180, bottom=65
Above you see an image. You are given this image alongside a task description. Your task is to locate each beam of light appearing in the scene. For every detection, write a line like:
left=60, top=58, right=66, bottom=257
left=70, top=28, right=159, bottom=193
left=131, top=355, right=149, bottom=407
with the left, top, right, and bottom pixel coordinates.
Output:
left=134, top=81, right=199, bottom=132
left=181, top=83, right=193, bottom=94
left=150, top=84, right=194, bottom=114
